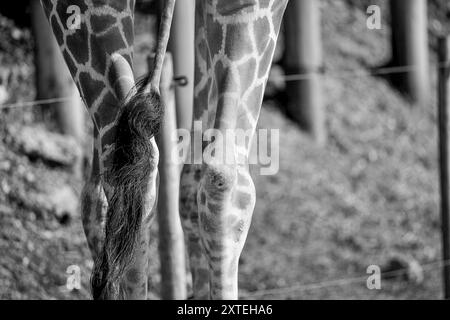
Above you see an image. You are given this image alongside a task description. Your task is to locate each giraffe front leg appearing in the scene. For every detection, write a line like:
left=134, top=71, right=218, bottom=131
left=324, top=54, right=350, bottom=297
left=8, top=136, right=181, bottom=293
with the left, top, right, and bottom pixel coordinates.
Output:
left=121, top=211, right=153, bottom=299
left=120, top=148, right=159, bottom=299
left=100, top=167, right=157, bottom=299
left=180, top=163, right=210, bottom=299
left=94, top=138, right=159, bottom=300
left=80, top=142, right=107, bottom=261
left=198, top=162, right=256, bottom=299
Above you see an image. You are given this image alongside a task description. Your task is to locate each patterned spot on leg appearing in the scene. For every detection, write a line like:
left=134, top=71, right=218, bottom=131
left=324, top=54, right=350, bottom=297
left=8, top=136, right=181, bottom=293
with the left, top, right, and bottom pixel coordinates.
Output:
left=50, top=16, right=64, bottom=47
left=66, top=23, right=90, bottom=64
left=196, top=269, right=209, bottom=282
left=78, top=72, right=105, bottom=108
left=216, top=0, right=257, bottom=16
left=214, top=60, right=239, bottom=97
left=105, top=0, right=128, bottom=11
left=126, top=268, right=140, bottom=284
left=208, top=20, right=223, bottom=57
left=41, top=0, right=53, bottom=15
left=122, top=16, right=134, bottom=41
left=232, top=191, right=252, bottom=210
left=206, top=200, right=222, bottom=213
left=254, top=17, right=271, bottom=55
left=238, top=58, right=257, bottom=96
left=99, top=28, right=128, bottom=56
left=90, top=38, right=107, bottom=75
left=90, top=14, right=117, bottom=34
left=237, top=172, right=250, bottom=187
left=226, top=214, right=239, bottom=227
left=225, top=24, right=253, bottom=61
left=95, top=92, right=120, bottom=128
left=200, top=210, right=220, bottom=233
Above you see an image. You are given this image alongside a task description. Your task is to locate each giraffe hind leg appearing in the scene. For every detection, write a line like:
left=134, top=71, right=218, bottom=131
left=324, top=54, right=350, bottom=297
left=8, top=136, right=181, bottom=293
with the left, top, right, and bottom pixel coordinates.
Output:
left=180, top=163, right=210, bottom=299
left=198, top=162, right=256, bottom=299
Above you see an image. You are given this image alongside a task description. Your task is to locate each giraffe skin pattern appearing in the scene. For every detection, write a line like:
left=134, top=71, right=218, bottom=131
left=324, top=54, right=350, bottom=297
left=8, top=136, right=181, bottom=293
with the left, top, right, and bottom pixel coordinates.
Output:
left=40, top=0, right=288, bottom=300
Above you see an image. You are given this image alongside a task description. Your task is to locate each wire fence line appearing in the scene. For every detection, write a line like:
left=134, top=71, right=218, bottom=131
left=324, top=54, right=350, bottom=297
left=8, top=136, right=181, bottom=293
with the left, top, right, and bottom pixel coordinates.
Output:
left=240, top=259, right=450, bottom=298
left=273, top=60, right=450, bottom=82
left=0, top=96, right=74, bottom=110
left=1, top=62, right=449, bottom=110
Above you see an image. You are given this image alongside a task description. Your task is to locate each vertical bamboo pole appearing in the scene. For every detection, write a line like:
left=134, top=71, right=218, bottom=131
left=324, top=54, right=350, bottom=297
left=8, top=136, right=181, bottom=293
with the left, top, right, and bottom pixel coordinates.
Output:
left=390, top=0, right=429, bottom=105
left=30, top=0, right=84, bottom=142
left=169, top=0, right=195, bottom=134
left=438, top=36, right=450, bottom=300
left=283, top=0, right=325, bottom=145
left=155, top=53, right=187, bottom=299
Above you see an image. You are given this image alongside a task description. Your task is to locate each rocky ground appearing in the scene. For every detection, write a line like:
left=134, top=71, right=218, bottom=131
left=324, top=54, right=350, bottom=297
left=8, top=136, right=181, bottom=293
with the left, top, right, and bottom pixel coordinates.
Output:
left=1, top=0, right=450, bottom=299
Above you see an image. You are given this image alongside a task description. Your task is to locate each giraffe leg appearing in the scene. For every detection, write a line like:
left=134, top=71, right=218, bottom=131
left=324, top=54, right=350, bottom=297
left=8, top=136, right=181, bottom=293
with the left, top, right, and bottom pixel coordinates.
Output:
left=103, top=140, right=159, bottom=300
left=81, top=130, right=153, bottom=299
left=192, top=0, right=288, bottom=299
left=121, top=211, right=153, bottom=299
left=197, top=161, right=255, bottom=299
left=80, top=137, right=107, bottom=261
left=180, top=163, right=210, bottom=299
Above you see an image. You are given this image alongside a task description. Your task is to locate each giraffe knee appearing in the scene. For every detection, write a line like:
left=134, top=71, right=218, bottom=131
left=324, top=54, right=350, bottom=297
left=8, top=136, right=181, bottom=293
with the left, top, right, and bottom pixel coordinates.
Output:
left=202, top=163, right=237, bottom=200
left=199, top=165, right=255, bottom=247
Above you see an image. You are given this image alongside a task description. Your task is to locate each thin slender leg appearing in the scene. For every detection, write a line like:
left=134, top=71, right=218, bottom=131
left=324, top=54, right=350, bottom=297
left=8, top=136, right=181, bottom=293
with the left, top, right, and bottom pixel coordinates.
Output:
left=80, top=131, right=107, bottom=261
left=118, top=140, right=159, bottom=299
left=180, top=163, right=210, bottom=299
left=197, top=163, right=256, bottom=299
left=193, top=0, right=288, bottom=299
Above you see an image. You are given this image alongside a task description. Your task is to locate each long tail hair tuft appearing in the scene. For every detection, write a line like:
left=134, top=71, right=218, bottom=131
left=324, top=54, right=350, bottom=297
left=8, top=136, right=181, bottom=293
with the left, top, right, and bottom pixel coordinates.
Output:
left=91, top=79, right=163, bottom=299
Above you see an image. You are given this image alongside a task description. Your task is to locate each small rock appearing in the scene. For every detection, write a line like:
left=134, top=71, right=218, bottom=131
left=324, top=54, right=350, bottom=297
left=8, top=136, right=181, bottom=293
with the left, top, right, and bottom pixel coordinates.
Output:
left=11, top=28, right=22, bottom=40
left=48, top=186, right=78, bottom=225
left=27, top=185, right=78, bottom=225
left=11, top=126, right=82, bottom=168
left=0, top=85, right=9, bottom=105
left=0, top=160, right=11, bottom=171
left=381, top=255, right=424, bottom=285
left=22, top=257, right=30, bottom=267
left=0, top=204, right=13, bottom=215
left=1, top=180, right=11, bottom=194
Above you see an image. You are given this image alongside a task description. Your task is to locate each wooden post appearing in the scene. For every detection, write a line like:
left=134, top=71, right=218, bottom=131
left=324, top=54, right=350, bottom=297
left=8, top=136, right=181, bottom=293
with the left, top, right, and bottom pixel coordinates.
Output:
left=390, top=0, right=429, bottom=105
left=30, top=0, right=84, bottom=142
left=438, top=36, right=450, bottom=300
left=155, top=53, right=187, bottom=300
left=169, top=0, right=195, bottom=134
left=283, top=0, right=325, bottom=145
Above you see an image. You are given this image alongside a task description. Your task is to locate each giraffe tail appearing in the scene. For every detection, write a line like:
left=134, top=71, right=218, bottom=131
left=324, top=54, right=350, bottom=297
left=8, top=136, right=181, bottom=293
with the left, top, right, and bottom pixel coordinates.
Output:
left=91, top=79, right=163, bottom=299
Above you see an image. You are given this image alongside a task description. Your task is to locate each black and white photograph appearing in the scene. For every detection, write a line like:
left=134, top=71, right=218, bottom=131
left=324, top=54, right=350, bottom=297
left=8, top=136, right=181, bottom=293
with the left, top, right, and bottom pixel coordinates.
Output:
left=1, top=0, right=450, bottom=306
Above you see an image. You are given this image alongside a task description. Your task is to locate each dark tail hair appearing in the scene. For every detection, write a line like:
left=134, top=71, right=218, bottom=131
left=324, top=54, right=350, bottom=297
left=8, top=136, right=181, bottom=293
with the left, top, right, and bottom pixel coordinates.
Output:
left=91, top=79, right=163, bottom=299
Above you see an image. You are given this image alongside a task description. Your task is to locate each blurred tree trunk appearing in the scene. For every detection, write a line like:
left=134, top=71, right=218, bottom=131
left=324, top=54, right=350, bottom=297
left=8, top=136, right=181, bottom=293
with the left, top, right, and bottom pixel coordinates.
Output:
left=390, top=0, right=429, bottom=106
left=169, top=0, right=194, bottom=137
left=30, top=0, right=84, bottom=143
left=155, top=53, right=187, bottom=300
left=283, top=0, right=325, bottom=146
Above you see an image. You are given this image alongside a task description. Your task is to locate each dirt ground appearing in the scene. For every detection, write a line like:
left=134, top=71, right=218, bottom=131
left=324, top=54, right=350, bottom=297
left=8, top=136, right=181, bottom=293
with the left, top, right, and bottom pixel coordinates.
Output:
left=1, top=0, right=450, bottom=299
